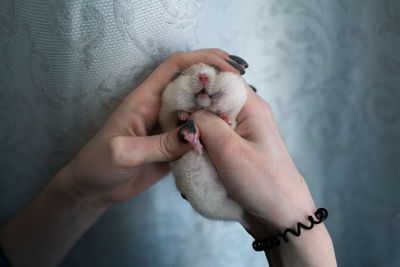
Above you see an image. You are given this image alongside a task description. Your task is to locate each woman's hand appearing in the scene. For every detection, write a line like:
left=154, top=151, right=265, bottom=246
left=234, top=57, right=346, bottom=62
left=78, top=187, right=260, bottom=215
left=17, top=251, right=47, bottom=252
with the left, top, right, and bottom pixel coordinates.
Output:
left=191, top=86, right=316, bottom=233
left=60, top=49, right=242, bottom=204
left=0, top=49, right=243, bottom=267
left=190, top=86, right=337, bottom=266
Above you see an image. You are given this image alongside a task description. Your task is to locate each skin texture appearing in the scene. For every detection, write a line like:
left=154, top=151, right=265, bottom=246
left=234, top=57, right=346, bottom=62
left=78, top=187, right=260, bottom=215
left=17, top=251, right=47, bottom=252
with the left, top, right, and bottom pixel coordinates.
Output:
left=0, top=49, right=337, bottom=267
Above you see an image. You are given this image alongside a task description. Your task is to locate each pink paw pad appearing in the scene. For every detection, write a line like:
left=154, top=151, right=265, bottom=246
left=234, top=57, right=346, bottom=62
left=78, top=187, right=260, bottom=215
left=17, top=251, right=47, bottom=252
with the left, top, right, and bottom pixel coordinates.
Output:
left=220, top=114, right=232, bottom=126
left=178, top=111, right=190, bottom=122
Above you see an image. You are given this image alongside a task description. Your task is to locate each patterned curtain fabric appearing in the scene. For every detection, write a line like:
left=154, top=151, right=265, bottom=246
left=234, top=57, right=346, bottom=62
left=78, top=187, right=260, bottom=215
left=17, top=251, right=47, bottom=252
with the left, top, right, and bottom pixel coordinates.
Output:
left=0, top=1, right=399, bottom=266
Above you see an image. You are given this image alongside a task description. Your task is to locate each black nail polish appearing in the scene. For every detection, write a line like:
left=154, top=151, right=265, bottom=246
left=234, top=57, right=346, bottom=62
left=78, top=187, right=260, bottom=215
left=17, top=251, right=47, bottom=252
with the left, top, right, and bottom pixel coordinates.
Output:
left=226, top=60, right=245, bottom=75
left=229, top=55, right=249, bottom=68
left=177, top=120, right=196, bottom=143
left=249, top=84, right=257, bottom=93
left=176, top=119, right=186, bottom=127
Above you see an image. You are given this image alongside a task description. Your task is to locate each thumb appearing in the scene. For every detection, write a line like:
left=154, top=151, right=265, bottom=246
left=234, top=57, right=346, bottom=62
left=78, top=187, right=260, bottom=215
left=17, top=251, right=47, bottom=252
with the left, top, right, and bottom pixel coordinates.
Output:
left=190, top=110, right=244, bottom=164
left=109, top=128, right=192, bottom=168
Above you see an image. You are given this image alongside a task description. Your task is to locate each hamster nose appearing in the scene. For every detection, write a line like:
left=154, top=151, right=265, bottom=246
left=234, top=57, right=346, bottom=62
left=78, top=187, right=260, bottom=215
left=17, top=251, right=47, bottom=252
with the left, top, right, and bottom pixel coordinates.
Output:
left=198, top=73, right=208, bottom=83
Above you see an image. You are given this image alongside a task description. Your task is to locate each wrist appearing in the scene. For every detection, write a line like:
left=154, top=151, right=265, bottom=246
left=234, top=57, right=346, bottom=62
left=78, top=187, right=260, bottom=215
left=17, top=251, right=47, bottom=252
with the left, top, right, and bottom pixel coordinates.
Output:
left=250, top=208, right=337, bottom=267
left=265, top=223, right=337, bottom=267
left=259, top=172, right=318, bottom=233
left=0, top=164, right=111, bottom=267
left=51, top=164, right=112, bottom=213
left=248, top=206, right=317, bottom=241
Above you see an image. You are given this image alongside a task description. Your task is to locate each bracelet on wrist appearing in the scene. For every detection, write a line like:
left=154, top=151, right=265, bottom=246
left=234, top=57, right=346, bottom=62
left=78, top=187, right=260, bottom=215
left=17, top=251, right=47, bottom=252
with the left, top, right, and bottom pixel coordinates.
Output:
left=252, top=208, right=328, bottom=251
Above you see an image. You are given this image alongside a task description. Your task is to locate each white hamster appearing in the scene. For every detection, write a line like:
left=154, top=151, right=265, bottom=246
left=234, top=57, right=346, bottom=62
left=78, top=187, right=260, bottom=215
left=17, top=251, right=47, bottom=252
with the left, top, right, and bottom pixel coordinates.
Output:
left=159, top=63, right=247, bottom=224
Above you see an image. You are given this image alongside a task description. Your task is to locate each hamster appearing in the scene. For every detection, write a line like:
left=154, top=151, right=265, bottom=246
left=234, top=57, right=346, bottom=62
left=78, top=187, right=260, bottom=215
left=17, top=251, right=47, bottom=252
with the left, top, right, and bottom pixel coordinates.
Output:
left=159, top=63, right=247, bottom=225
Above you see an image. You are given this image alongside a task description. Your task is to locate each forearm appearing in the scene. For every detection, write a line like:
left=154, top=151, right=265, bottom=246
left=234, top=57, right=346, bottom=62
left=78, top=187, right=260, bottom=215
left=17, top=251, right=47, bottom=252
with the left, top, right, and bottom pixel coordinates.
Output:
left=265, top=223, right=337, bottom=267
left=0, top=165, right=110, bottom=267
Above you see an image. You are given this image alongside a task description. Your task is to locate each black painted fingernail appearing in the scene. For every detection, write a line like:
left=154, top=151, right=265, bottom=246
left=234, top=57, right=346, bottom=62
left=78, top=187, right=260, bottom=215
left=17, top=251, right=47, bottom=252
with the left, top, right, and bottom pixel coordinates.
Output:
left=249, top=84, right=257, bottom=93
left=226, top=60, right=245, bottom=75
left=177, top=120, right=196, bottom=143
left=180, top=193, right=187, bottom=200
left=177, top=119, right=186, bottom=126
left=229, top=55, right=249, bottom=68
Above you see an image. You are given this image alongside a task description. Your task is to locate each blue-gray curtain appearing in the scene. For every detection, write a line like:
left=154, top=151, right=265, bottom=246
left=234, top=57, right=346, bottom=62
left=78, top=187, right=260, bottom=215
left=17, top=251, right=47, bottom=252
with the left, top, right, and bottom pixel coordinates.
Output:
left=1, top=1, right=399, bottom=266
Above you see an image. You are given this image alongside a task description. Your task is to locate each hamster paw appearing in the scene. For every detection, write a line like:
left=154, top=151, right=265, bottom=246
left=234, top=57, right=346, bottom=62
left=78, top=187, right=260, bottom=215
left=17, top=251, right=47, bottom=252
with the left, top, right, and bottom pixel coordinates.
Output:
left=178, top=110, right=190, bottom=122
left=219, top=114, right=232, bottom=126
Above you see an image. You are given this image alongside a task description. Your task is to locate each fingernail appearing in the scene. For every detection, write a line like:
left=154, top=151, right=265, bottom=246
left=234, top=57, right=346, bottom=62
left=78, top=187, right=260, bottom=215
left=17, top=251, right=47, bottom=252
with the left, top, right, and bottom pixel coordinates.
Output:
left=249, top=84, right=257, bottom=93
left=226, top=60, right=245, bottom=75
left=229, top=55, right=249, bottom=68
left=177, top=120, right=196, bottom=143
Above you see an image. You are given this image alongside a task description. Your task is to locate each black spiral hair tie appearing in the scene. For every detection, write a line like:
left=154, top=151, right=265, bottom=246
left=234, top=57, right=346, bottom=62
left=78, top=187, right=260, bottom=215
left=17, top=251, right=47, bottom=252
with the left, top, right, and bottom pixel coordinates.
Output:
left=252, top=208, right=328, bottom=251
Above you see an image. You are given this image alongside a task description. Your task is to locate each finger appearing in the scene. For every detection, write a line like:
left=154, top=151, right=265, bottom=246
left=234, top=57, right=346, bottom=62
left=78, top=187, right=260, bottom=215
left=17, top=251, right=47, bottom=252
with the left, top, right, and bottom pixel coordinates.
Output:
left=140, top=51, right=241, bottom=96
left=196, top=49, right=249, bottom=69
left=235, top=85, right=274, bottom=142
left=235, top=85, right=286, bottom=152
left=195, top=48, right=230, bottom=58
left=190, top=110, right=246, bottom=165
left=193, top=49, right=248, bottom=72
left=109, top=127, right=192, bottom=168
left=238, top=84, right=269, bottom=121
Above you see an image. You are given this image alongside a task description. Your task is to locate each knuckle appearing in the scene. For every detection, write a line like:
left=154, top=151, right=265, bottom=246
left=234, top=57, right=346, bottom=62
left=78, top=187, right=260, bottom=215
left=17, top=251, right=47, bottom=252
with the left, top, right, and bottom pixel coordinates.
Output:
left=263, top=100, right=272, bottom=113
left=108, top=137, right=124, bottom=166
left=108, top=137, right=132, bottom=169
left=130, top=112, right=147, bottom=136
left=157, top=133, right=174, bottom=160
left=167, top=51, right=187, bottom=71
left=258, top=99, right=274, bottom=118
left=265, top=103, right=275, bottom=120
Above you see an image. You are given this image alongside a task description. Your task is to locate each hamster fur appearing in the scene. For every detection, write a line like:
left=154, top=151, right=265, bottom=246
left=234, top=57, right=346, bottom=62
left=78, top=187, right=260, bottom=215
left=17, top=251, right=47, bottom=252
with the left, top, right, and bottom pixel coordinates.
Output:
left=159, top=63, right=247, bottom=224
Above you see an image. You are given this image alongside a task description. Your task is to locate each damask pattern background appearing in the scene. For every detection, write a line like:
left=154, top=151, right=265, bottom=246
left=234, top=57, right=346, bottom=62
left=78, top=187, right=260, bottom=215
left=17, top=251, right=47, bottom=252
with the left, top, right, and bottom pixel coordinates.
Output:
left=0, top=0, right=399, bottom=266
